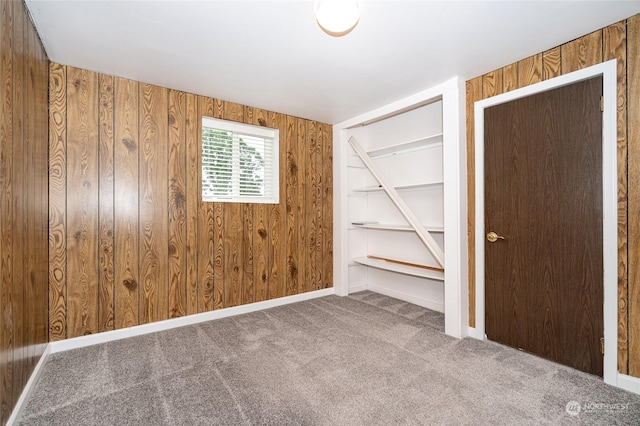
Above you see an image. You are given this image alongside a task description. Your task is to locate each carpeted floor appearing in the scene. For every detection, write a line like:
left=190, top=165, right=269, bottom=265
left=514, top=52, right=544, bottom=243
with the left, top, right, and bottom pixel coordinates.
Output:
left=16, top=291, right=640, bottom=425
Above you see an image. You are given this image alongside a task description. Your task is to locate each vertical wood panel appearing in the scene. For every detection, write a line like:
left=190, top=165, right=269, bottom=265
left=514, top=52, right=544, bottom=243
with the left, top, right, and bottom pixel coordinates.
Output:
left=296, top=118, right=307, bottom=296
left=270, top=111, right=287, bottom=298
left=198, top=96, right=215, bottom=312
left=285, top=116, right=299, bottom=296
left=542, top=46, right=562, bottom=80
left=502, top=63, right=518, bottom=93
left=242, top=106, right=255, bottom=305
left=66, top=66, right=100, bottom=337
left=223, top=101, right=244, bottom=308
left=561, top=30, right=603, bottom=74
left=305, top=120, right=317, bottom=293
left=466, top=76, right=483, bottom=328
left=185, top=93, right=198, bottom=315
left=11, top=4, right=24, bottom=399
left=113, top=77, right=139, bottom=329
left=311, top=121, right=323, bottom=291
left=517, top=53, right=542, bottom=88
left=604, top=19, right=628, bottom=375
left=49, top=66, right=68, bottom=341
left=628, top=14, right=640, bottom=377
left=98, top=74, right=114, bottom=332
left=168, top=89, right=187, bottom=318
left=211, top=98, right=224, bottom=310
left=139, top=84, right=169, bottom=324
left=321, top=123, right=333, bottom=289
left=0, top=1, right=14, bottom=419
left=249, top=107, right=270, bottom=303
left=482, top=69, right=503, bottom=98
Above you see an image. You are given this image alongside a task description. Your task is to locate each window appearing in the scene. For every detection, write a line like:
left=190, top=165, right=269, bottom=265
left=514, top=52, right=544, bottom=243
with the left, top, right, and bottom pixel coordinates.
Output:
left=202, top=117, right=279, bottom=204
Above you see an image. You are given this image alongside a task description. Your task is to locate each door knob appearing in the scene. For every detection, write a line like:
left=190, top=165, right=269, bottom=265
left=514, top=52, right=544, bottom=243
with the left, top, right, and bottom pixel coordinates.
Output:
left=487, top=231, right=505, bottom=243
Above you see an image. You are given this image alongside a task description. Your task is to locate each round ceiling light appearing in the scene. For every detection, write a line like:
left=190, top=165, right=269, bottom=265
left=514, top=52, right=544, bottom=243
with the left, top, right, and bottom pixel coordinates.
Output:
left=314, top=1, right=360, bottom=37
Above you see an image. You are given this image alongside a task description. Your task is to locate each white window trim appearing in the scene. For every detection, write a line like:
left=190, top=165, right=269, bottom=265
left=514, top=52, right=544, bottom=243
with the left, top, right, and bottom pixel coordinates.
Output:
left=201, top=116, right=279, bottom=204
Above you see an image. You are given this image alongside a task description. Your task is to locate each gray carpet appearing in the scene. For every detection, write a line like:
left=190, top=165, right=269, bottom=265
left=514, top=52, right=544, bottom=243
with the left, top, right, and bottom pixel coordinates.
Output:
left=16, top=291, right=640, bottom=425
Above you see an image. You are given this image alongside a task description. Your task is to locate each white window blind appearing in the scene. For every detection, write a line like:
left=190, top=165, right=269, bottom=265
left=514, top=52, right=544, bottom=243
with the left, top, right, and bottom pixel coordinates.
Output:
left=202, top=117, right=279, bottom=204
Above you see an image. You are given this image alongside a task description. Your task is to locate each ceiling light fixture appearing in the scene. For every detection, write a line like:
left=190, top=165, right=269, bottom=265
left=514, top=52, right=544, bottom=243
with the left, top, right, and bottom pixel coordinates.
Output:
left=314, top=1, right=360, bottom=37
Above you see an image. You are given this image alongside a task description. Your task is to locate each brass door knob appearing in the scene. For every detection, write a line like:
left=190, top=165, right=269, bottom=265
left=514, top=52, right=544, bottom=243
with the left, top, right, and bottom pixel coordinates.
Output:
left=487, top=231, right=505, bottom=243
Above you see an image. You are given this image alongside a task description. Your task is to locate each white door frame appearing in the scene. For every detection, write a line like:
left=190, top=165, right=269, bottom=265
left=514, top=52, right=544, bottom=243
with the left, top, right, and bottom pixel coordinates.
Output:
left=472, top=60, right=618, bottom=385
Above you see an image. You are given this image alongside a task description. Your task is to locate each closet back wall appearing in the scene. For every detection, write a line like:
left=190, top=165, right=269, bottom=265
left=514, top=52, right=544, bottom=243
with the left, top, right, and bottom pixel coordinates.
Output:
left=49, top=64, right=333, bottom=340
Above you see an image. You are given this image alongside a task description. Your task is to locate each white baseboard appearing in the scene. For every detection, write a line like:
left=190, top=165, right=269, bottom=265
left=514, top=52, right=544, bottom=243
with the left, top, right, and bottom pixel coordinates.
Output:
left=348, top=283, right=368, bottom=294
left=7, top=344, right=51, bottom=426
left=617, top=372, right=640, bottom=396
left=467, top=326, right=485, bottom=340
left=50, top=288, right=334, bottom=354
left=367, top=284, right=444, bottom=313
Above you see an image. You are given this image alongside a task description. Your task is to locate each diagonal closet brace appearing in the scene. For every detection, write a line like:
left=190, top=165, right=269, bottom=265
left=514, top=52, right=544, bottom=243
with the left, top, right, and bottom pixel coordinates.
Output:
left=348, top=136, right=445, bottom=269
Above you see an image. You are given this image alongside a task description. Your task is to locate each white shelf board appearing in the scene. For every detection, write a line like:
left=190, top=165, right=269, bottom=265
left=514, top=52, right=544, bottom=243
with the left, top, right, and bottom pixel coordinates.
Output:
left=352, top=181, right=443, bottom=193
left=351, top=256, right=444, bottom=281
left=351, top=223, right=444, bottom=233
left=367, top=133, right=443, bottom=158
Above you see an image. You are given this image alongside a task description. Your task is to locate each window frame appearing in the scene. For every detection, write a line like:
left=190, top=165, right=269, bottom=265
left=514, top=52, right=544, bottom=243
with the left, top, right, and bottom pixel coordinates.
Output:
left=201, top=116, right=280, bottom=204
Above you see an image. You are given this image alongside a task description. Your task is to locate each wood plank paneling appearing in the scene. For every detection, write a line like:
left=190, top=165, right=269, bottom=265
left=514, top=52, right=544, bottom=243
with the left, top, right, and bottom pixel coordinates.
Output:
left=502, top=63, right=518, bottom=93
left=285, top=116, right=299, bottom=296
left=628, top=14, right=640, bottom=377
left=482, top=69, right=504, bottom=98
left=113, top=77, right=139, bottom=329
left=466, top=76, right=482, bottom=328
left=98, top=74, right=114, bottom=332
left=168, top=89, right=187, bottom=318
left=66, top=66, right=100, bottom=337
left=604, top=19, right=628, bottom=375
left=517, top=53, right=542, bottom=88
left=139, top=84, right=169, bottom=324
left=321, top=123, right=333, bottom=289
left=542, top=46, right=562, bottom=80
left=49, top=63, right=67, bottom=341
left=50, top=66, right=333, bottom=354
left=0, top=1, right=14, bottom=418
left=185, top=93, right=198, bottom=315
left=561, top=30, right=603, bottom=73
left=198, top=96, right=215, bottom=312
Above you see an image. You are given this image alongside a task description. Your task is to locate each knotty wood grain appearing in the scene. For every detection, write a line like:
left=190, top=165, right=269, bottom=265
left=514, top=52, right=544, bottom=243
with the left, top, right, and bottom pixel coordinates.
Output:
left=285, top=116, right=299, bottom=295
left=212, top=98, right=224, bottom=310
left=242, top=106, right=255, bottom=305
left=628, top=13, right=640, bottom=377
left=604, top=19, right=629, bottom=375
left=542, top=46, right=562, bottom=80
left=185, top=93, right=198, bottom=315
left=517, top=54, right=542, bottom=88
left=270, top=111, right=287, bottom=299
left=66, top=66, right=100, bottom=337
left=168, top=89, right=187, bottom=318
left=198, top=96, right=215, bottom=312
left=561, top=30, right=603, bottom=74
left=98, top=74, right=115, bottom=332
left=113, top=77, right=139, bottom=329
left=465, top=76, right=482, bottom=328
left=139, top=83, right=169, bottom=324
left=313, top=121, right=323, bottom=291
left=321, top=123, right=333, bottom=289
left=306, top=121, right=318, bottom=293
left=482, top=69, right=504, bottom=99
left=48, top=63, right=67, bottom=341
left=295, top=118, right=307, bottom=297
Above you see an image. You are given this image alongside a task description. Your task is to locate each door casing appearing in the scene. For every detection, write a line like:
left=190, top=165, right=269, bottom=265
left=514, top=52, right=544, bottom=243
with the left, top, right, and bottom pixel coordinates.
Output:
left=472, top=60, right=618, bottom=385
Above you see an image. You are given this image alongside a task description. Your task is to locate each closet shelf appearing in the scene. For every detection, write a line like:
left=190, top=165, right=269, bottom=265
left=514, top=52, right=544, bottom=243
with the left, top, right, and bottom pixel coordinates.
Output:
left=351, top=181, right=443, bottom=193
left=351, top=256, right=444, bottom=281
left=351, top=223, right=444, bottom=233
left=366, top=133, right=443, bottom=158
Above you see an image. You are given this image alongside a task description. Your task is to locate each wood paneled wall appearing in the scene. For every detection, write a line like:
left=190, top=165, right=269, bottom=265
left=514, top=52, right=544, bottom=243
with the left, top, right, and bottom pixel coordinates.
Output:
left=48, top=64, right=333, bottom=340
left=466, top=15, right=640, bottom=377
left=0, top=0, right=50, bottom=423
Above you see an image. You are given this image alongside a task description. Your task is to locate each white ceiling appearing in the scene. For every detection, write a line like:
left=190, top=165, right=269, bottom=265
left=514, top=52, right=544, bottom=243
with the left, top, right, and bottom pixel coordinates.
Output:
left=26, top=0, right=640, bottom=124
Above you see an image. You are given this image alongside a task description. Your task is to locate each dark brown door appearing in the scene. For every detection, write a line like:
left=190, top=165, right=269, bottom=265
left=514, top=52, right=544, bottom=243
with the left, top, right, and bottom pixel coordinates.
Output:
left=484, top=76, right=604, bottom=376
